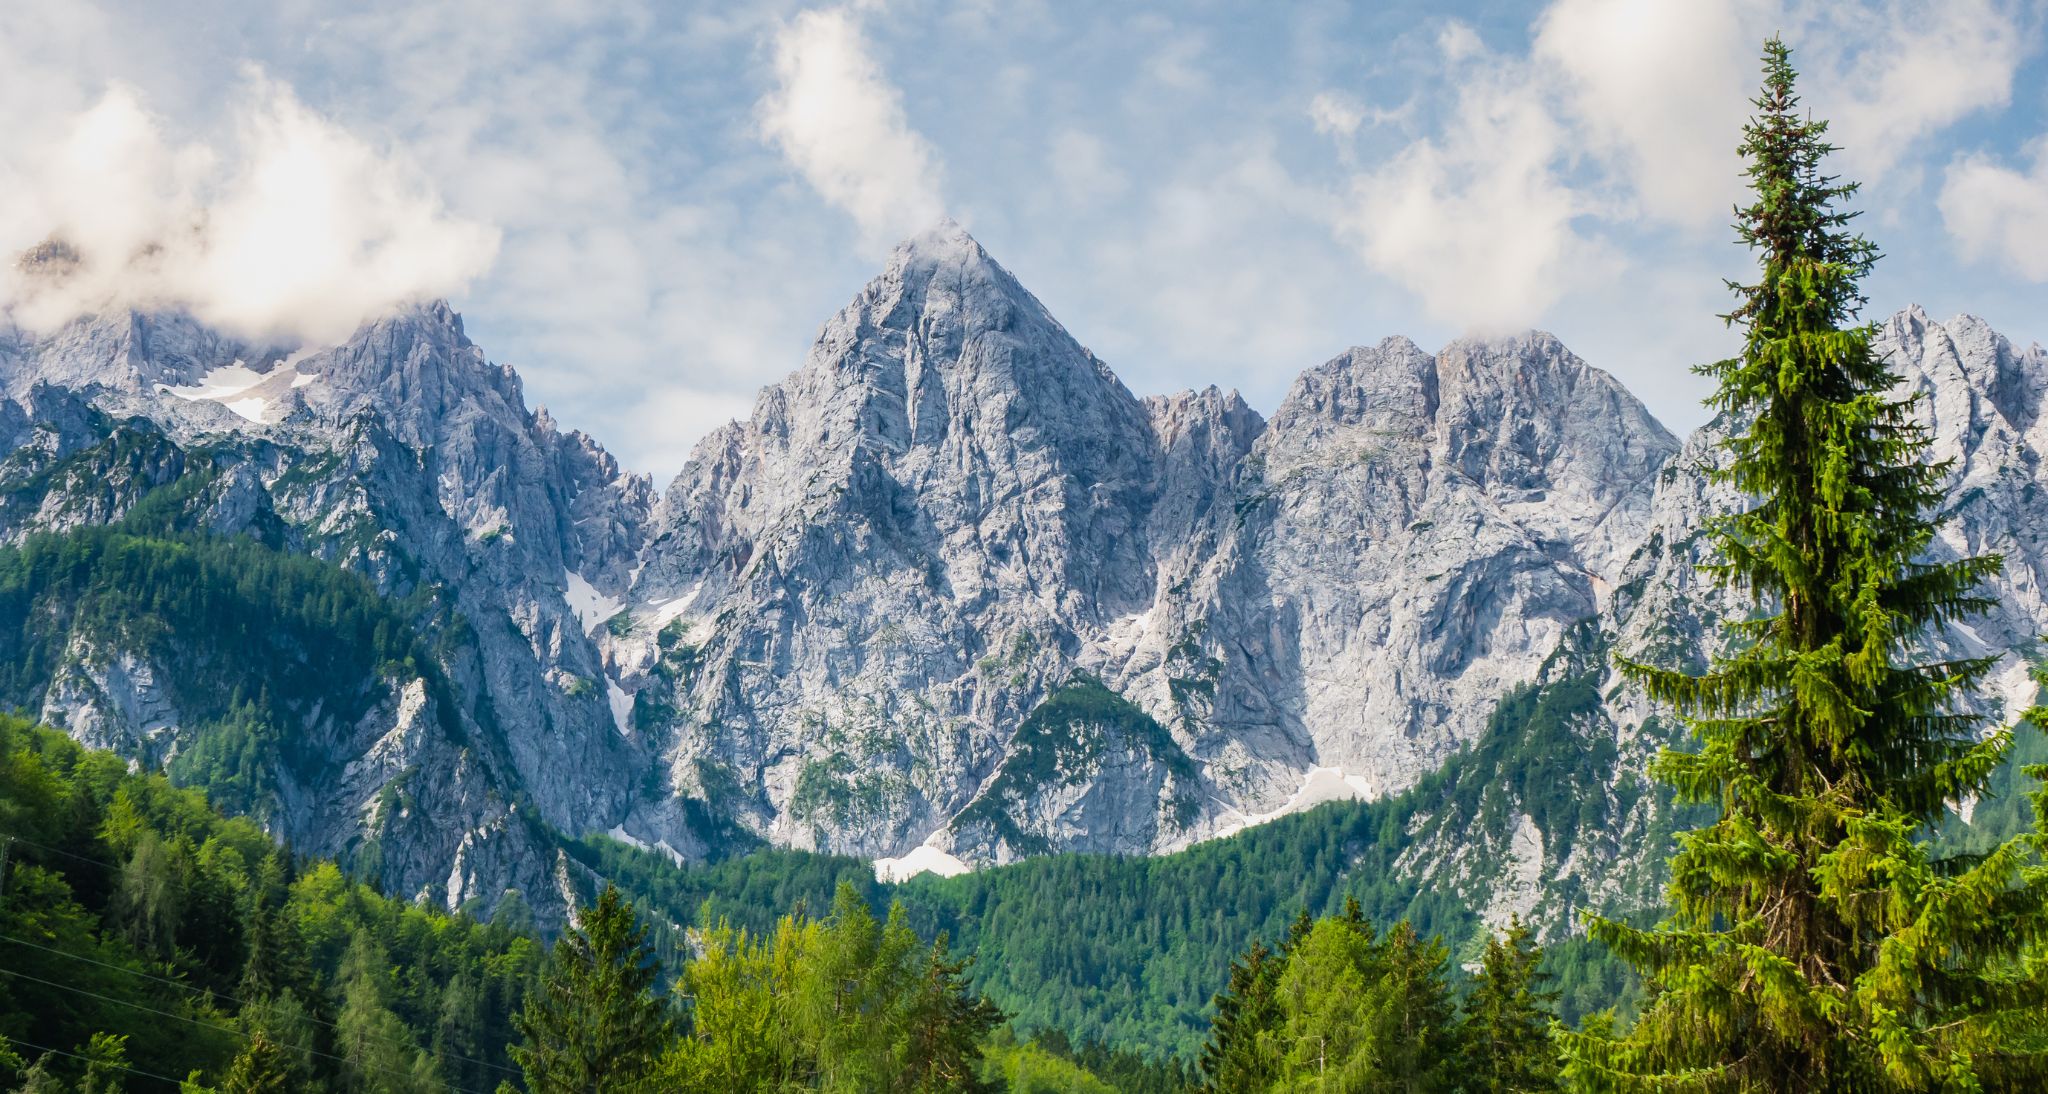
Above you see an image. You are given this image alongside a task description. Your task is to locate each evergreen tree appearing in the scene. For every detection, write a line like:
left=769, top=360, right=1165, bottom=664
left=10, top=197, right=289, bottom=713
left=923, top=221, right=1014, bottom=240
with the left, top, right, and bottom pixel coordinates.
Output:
left=1197, top=938, right=1281, bottom=1093
left=1562, top=37, right=2048, bottom=1092
left=900, top=934, right=1003, bottom=1093
left=219, top=1031, right=295, bottom=1094
left=1461, top=917, right=1559, bottom=1093
left=79, top=1032, right=129, bottom=1094
left=336, top=931, right=439, bottom=1094
left=511, top=885, right=672, bottom=1093
left=13, top=1056, right=61, bottom=1094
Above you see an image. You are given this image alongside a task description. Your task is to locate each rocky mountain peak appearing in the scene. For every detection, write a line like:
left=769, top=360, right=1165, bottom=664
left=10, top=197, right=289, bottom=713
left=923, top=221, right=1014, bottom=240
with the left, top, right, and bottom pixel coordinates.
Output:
left=1278, top=336, right=1433, bottom=423
left=1884, top=306, right=2045, bottom=447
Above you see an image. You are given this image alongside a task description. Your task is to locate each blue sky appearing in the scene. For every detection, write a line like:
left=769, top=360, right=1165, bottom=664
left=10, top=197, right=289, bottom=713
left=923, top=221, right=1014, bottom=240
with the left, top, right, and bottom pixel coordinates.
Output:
left=2, top=1, right=2044, bottom=473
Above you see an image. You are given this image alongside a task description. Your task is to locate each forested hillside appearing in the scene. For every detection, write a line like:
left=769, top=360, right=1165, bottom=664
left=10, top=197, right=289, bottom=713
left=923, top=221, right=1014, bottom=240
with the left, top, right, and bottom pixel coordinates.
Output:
left=0, top=715, right=1186, bottom=1091
left=0, top=713, right=538, bottom=1090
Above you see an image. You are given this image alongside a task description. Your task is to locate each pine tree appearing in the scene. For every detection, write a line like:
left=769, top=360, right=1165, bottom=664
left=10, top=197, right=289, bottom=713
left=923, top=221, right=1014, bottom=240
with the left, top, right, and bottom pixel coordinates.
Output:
left=79, top=1031, right=129, bottom=1094
left=1562, top=37, right=2048, bottom=1092
left=511, top=884, right=673, bottom=1094
left=1461, top=917, right=1559, bottom=1093
left=336, top=931, right=439, bottom=1094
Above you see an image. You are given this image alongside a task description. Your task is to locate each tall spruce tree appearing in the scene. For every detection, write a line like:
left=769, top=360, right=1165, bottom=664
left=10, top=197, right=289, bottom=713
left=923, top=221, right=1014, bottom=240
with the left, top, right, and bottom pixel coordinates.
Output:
left=511, top=885, right=673, bottom=1094
left=1461, top=917, right=1559, bottom=1093
left=1562, top=37, right=2048, bottom=1092
left=1198, top=938, right=1282, bottom=1092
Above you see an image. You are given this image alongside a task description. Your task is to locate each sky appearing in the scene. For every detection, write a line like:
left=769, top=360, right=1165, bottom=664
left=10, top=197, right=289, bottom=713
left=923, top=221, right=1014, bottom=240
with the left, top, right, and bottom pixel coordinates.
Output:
left=1, top=1, right=2044, bottom=475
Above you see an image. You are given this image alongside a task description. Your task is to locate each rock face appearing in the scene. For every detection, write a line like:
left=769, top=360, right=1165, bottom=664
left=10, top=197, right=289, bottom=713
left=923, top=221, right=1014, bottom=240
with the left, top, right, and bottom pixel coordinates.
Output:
left=0, top=303, right=649, bottom=917
left=608, top=224, right=1678, bottom=865
left=1395, top=306, right=2048, bottom=939
left=1100, top=333, right=1676, bottom=820
left=3, top=220, right=2040, bottom=924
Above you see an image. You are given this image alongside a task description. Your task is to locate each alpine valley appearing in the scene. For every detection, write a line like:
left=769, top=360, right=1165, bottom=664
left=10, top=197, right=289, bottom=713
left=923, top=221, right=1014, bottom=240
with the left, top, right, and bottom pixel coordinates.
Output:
left=3, top=223, right=2042, bottom=1052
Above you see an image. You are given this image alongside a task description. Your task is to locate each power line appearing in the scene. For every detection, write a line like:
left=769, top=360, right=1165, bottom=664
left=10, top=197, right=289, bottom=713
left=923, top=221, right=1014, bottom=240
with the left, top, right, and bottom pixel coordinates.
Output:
left=0, top=830, right=528, bottom=1079
left=0, top=931, right=524, bottom=1079
left=0, top=1031, right=189, bottom=1091
left=0, top=967, right=493, bottom=1094
left=0, top=830, right=125, bottom=874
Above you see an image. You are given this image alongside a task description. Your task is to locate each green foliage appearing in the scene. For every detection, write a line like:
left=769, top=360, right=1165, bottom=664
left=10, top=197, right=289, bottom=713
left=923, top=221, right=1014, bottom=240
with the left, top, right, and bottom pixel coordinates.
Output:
left=0, top=521, right=452, bottom=826
left=1196, top=903, right=1544, bottom=1093
left=510, top=886, right=671, bottom=1093
left=978, top=1029, right=1117, bottom=1093
left=220, top=1030, right=297, bottom=1093
left=594, top=640, right=1660, bottom=1061
left=0, top=715, right=540, bottom=1091
left=1461, top=917, right=1560, bottom=1093
left=1566, top=38, right=2048, bottom=1091
left=656, top=881, right=1002, bottom=1092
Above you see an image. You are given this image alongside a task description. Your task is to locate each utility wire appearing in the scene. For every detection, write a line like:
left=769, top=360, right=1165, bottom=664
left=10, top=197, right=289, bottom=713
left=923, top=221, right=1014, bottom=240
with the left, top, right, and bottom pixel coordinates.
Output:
left=0, top=966, right=493, bottom=1094
left=0, top=1030, right=190, bottom=1091
left=0, top=830, right=528, bottom=1079
left=0, top=931, right=524, bottom=1079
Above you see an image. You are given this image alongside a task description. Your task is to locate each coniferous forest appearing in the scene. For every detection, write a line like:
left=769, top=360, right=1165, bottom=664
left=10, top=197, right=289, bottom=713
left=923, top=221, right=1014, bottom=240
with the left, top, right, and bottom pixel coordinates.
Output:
left=3, top=37, right=2048, bottom=1094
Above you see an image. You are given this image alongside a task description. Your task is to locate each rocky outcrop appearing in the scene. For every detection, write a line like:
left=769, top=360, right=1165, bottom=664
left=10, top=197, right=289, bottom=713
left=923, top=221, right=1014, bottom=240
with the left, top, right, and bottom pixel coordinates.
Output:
left=1404, top=307, right=2048, bottom=940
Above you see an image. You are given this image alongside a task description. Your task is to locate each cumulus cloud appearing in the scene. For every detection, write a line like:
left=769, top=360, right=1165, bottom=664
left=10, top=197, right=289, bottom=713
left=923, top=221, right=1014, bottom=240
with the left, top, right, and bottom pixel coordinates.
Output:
left=1335, top=24, right=1616, bottom=329
left=758, top=6, right=947, bottom=252
left=0, top=75, right=498, bottom=345
left=1533, top=0, right=1759, bottom=227
left=1329, top=0, right=2032, bottom=331
left=1308, top=92, right=1367, bottom=138
left=1939, top=137, right=2048, bottom=280
left=1807, top=0, right=2027, bottom=174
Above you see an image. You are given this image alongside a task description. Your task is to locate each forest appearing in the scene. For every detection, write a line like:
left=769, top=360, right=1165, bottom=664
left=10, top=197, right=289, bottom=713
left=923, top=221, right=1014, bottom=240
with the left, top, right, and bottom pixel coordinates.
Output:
left=4, top=36, right=2048, bottom=1094
left=0, top=713, right=1562, bottom=1091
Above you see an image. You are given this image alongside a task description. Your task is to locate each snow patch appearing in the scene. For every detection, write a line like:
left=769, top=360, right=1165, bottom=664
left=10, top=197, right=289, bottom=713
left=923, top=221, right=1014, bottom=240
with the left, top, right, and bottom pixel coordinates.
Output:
left=607, top=680, right=633, bottom=737
left=641, top=581, right=704, bottom=632
left=874, top=843, right=972, bottom=883
left=162, top=359, right=320, bottom=424
left=608, top=825, right=684, bottom=866
left=1203, top=766, right=1378, bottom=843
left=563, top=570, right=624, bottom=635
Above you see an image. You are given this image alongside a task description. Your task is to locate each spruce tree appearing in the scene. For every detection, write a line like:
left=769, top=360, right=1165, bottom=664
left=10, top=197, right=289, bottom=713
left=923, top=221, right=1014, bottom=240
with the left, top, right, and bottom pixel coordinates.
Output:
left=1562, top=37, right=2048, bottom=1092
left=1462, top=917, right=1559, bottom=1093
left=219, top=1031, right=296, bottom=1094
left=511, top=885, right=674, bottom=1093
left=1198, top=938, right=1281, bottom=1092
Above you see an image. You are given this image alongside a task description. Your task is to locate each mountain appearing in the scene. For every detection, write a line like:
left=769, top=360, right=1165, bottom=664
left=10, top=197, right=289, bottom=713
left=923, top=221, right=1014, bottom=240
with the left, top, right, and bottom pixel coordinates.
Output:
left=1388, top=305, right=2048, bottom=937
left=1, top=224, right=2040, bottom=936
left=601, top=222, right=1678, bottom=870
left=0, top=300, right=649, bottom=914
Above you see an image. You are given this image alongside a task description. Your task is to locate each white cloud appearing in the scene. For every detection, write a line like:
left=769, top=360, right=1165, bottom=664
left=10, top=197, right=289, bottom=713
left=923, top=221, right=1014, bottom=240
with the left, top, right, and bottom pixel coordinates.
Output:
left=0, top=77, right=498, bottom=345
left=1438, top=21, right=1484, bottom=63
left=1804, top=0, right=2027, bottom=174
left=758, top=6, right=947, bottom=253
left=1049, top=130, right=1128, bottom=205
left=1939, top=137, right=2048, bottom=280
left=1334, top=24, right=1615, bottom=330
left=1308, top=91, right=1366, bottom=137
left=1326, top=0, right=2033, bottom=333
left=1533, top=0, right=1760, bottom=227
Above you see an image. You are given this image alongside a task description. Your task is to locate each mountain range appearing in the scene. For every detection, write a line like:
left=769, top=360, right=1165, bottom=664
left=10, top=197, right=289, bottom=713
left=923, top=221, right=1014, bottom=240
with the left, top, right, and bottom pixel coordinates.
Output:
left=2, top=221, right=2042, bottom=935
